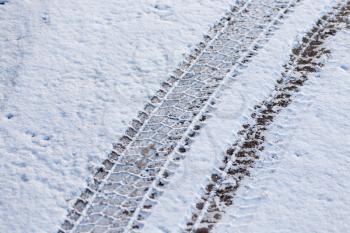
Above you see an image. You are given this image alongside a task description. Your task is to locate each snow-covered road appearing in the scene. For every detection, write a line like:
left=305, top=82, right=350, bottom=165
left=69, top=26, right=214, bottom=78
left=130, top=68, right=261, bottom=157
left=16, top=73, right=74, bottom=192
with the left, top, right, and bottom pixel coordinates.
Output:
left=0, top=0, right=232, bottom=232
left=60, top=0, right=307, bottom=232
left=1, top=0, right=349, bottom=233
left=187, top=3, right=350, bottom=231
left=216, top=26, right=350, bottom=233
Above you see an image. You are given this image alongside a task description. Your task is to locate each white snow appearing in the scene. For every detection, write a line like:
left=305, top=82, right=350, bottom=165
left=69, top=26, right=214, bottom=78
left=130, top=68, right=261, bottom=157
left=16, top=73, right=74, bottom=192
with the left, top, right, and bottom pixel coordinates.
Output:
left=141, top=0, right=346, bottom=232
left=216, top=25, right=350, bottom=233
left=0, top=0, right=232, bottom=232
left=1, top=0, right=350, bottom=232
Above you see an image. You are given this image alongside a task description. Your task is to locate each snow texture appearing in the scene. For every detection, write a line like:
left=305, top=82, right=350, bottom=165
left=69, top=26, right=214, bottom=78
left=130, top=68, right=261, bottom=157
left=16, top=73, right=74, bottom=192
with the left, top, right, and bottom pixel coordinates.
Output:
left=1, top=0, right=349, bottom=232
left=62, top=0, right=306, bottom=232
left=141, top=0, right=348, bottom=232
left=215, top=23, right=350, bottom=233
left=0, top=0, right=231, bottom=232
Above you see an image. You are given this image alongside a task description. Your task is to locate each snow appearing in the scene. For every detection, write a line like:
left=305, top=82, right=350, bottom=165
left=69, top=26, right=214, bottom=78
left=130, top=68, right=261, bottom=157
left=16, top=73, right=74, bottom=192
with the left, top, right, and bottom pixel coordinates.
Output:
left=141, top=0, right=348, bottom=232
left=216, top=26, right=350, bottom=233
left=0, top=0, right=232, bottom=232
left=1, top=0, right=350, bottom=232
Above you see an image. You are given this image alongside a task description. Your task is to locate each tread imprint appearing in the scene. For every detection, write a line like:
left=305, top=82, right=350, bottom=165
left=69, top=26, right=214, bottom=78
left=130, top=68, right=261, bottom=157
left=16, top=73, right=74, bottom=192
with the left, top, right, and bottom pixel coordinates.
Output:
left=186, top=2, right=350, bottom=232
left=59, top=0, right=304, bottom=232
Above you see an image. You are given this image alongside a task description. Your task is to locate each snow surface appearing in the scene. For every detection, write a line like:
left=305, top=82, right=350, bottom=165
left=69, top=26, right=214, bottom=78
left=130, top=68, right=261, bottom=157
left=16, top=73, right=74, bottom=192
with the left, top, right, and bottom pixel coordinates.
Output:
left=141, top=0, right=350, bottom=232
left=1, top=0, right=349, bottom=232
left=0, top=0, right=231, bottom=232
left=215, top=25, right=350, bottom=233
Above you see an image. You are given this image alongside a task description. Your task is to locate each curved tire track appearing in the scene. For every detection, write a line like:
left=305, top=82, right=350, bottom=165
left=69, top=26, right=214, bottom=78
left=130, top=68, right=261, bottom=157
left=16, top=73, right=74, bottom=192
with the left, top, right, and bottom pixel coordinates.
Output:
left=185, top=2, right=350, bottom=232
left=59, top=0, right=302, bottom=232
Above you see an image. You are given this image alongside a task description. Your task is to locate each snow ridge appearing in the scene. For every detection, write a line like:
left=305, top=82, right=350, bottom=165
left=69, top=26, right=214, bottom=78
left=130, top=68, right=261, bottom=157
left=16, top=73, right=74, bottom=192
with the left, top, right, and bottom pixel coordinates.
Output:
left=59, top=0, right=302, bottom=232
left=185, top=1, right=350, bottom=232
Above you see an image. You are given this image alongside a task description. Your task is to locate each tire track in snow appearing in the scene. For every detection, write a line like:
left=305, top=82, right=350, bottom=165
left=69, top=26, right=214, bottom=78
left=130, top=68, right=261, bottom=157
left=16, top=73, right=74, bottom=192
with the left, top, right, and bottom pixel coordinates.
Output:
left=59, top=0, right=301, bottom=232
left=185, top=2, right=350, bottom=232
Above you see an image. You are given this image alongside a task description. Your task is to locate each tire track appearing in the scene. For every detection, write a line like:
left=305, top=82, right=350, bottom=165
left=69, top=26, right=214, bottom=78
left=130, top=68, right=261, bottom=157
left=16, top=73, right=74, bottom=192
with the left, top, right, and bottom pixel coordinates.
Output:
left=59, top=0, right=301, bottom=232
left=185, top=2, right=350, bottom=232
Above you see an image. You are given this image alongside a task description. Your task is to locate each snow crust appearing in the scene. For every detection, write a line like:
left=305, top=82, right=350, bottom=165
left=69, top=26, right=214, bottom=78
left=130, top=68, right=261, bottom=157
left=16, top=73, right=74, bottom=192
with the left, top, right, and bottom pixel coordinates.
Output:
left=0, top=0, right=231, bottom=232
left=1, top=0, right=349, bottom=232
left=216, top=25, right=350, bottom=233
left=141, top=0, right=344, bottom=232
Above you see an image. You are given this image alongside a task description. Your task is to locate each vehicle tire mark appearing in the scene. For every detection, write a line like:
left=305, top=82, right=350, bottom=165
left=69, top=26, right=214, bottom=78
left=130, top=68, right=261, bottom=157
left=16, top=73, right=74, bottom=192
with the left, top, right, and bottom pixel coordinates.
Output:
left=185, top=2, right=350, bottom=232
left=59, top=0, right=302, bottom=232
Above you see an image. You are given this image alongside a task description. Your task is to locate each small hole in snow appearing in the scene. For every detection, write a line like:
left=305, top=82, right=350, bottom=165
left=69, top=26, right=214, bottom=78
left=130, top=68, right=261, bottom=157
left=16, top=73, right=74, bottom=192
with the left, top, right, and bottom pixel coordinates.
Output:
left=25, top=130, right=36, bottom=137
left=6, top=113, right=14, bottom=119
left=20, top=174, right=29, bottom=182
left=154, top=4, right=171, bottom=11
left=340, top=64, right=349, bottom=71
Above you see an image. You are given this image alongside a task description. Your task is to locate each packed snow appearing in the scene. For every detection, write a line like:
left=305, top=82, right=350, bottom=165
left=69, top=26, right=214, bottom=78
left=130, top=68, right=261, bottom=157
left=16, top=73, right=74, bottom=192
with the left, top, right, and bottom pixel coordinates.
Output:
left=1, top=0, right=349, bottom=232
left=216, top=25, right=350, bottom=233
left=0, top=0, right=231, bottom=232
left=141, top=0, right=346, bottom=232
